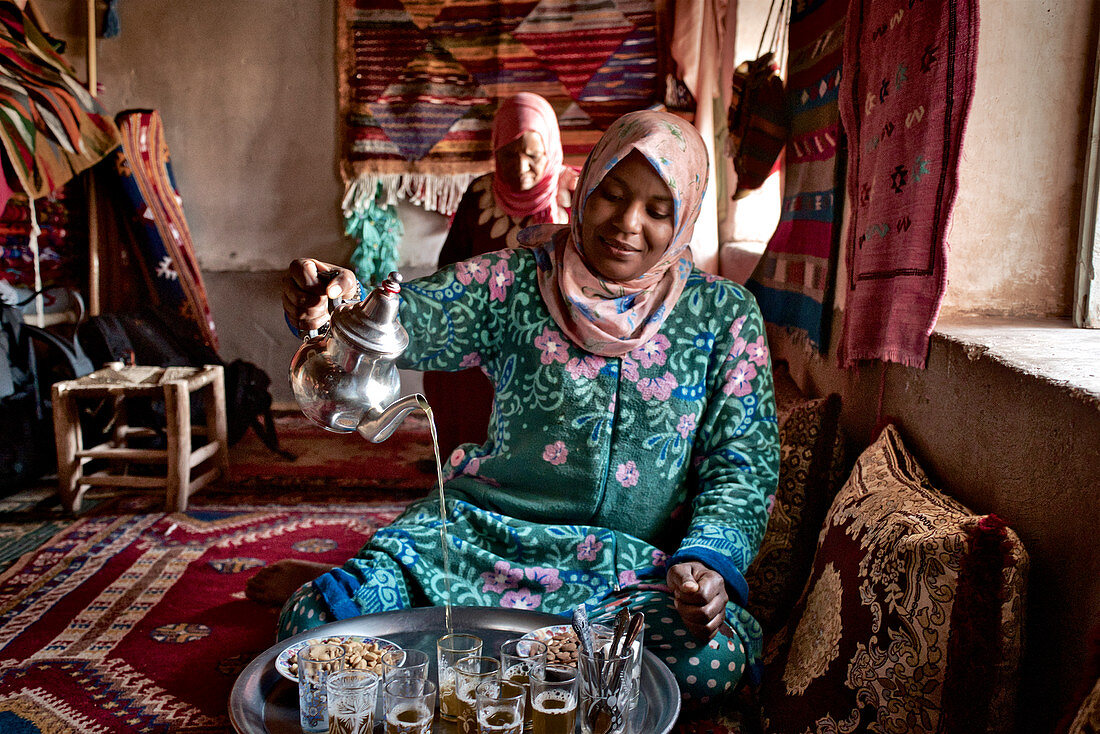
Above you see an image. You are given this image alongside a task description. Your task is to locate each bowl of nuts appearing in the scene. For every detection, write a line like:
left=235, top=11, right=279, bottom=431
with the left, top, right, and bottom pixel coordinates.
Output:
left=275, top=634, right=400, bottom=681
left=522, top=624, right=581, bottom=666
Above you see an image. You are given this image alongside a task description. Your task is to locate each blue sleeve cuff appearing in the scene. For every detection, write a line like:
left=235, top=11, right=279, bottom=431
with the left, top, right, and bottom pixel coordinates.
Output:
left=312, top=567, right=362, bottom=620
left=668, top=547, right=750, bottom=607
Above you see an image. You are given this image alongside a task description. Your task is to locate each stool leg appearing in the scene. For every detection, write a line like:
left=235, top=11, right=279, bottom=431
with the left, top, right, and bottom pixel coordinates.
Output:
left=52, top=383, right=83, bottom=513
left=207, top=365, right=230, bottom=475
left=164, top=380, right=191, bottom=512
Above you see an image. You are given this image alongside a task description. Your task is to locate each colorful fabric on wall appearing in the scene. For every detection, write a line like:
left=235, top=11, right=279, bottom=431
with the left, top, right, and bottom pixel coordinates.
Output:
left=0, top=188, right=81, bottom=290
left=836, top=0, right=978, bottom=368
left=0, top=2, right=120, bottom=210
left=337, top=0, right=660, bottom=217
left=110, top=110, right=219, bottom=352
left=746, top=0, right=846, bottom=351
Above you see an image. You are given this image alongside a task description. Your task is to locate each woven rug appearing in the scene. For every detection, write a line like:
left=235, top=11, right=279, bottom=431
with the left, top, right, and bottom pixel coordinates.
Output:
left=747, top=0, right=846, bottom=351
left=225, top=411, right=436, bottom=494
left=337, top=0, right=660, bottom=216
left=0, top=495, right=405, bottom=732
left=836, top=0, right=979, bottom=367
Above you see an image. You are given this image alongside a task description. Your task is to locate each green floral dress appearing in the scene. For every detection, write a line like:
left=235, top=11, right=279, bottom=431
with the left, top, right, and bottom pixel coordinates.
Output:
left=279, top=248, right=779, bottom=701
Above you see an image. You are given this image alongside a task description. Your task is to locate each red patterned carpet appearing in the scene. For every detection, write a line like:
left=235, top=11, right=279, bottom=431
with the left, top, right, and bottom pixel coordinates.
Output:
left=0, top=413, right=744, bottom=732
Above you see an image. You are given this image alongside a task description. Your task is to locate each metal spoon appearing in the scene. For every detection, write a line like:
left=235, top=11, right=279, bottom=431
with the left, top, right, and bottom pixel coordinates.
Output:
left=607, top=612, right=646, bottom=732
left=573, top=606, right=614, bottom=734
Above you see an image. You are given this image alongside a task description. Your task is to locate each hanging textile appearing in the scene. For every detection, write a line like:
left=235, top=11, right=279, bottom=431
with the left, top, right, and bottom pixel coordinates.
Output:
left=345, top=181, right=403, bottom=286
left=0, top=2, right=120, bottom=212
left=108, top=110, right=219, bottom=352
left=336, top=0, right=660, bottom=218
left=0, top=188, right=80, bottom=289
left=747, top=0, right=845, bottom=350
left=836, top=0, right=978, bottom=367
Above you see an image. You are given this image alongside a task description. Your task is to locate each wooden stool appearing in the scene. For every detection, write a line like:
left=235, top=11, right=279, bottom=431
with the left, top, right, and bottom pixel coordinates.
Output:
left=51, top=364, right=230, bottom=513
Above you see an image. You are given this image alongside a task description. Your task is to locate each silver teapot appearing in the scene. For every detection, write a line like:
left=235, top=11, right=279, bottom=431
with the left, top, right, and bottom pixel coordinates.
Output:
left=289, top=271, right=426, bottom=443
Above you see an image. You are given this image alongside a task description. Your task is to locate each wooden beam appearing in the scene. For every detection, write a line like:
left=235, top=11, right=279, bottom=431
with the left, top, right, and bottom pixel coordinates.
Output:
left=86, top=0, right=101, bottom=315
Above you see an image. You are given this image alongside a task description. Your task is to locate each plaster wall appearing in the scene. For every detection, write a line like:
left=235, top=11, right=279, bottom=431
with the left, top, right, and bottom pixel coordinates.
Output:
left=45, top=0, right=351, bottom=272
left=942, top=0, right=1096, bottom=317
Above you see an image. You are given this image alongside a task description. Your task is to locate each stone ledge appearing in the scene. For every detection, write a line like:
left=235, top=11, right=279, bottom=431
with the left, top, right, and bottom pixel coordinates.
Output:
left=934, top=316, right=1100, bottom=406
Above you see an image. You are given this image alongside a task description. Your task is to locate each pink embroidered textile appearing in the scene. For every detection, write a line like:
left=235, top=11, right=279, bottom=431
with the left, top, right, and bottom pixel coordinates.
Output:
left=531, top=110, right=708, bottom=358
left=837, top=0, right=979, bottom=367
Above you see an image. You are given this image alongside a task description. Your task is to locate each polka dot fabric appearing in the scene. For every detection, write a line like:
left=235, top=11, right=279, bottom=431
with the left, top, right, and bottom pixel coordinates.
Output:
left=278, top=584, right=332, bottom=640
left=590, top=589, right=748, bottom=704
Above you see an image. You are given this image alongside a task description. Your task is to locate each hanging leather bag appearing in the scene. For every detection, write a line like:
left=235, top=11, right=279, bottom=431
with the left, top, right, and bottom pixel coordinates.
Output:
left=727, top=0, right=789, bottom=199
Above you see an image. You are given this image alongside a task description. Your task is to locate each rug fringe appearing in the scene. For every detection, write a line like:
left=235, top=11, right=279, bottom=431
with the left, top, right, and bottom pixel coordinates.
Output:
left=343, top=173, right=478, bottom=218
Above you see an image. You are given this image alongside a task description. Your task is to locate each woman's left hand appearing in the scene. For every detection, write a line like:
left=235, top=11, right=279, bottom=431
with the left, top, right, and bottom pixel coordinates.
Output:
left=667, top=561, right=728, bottom=641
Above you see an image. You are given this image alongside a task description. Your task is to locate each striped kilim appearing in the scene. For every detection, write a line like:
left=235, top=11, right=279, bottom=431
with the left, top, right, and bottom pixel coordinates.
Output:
left=0, top=3, right=120, bottom=207
left=747, top=0, right=846, bottom=351
left=108, top=111, right=219, bottom=353
left=338, top=0, right=659, bottom=216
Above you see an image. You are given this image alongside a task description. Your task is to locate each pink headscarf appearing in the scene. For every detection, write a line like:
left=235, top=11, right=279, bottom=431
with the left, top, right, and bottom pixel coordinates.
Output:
left=491, top=93, right=569, bottom=224
left=529, top=110, right=709, bottom=357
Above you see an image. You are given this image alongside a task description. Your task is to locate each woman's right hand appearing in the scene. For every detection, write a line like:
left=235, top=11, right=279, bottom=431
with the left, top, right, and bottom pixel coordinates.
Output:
left=282, top=258, right=361, bottom=333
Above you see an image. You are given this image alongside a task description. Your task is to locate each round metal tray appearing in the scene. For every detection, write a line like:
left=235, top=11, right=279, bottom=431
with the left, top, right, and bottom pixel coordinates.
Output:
left=229, top=606, right=680, bottom=733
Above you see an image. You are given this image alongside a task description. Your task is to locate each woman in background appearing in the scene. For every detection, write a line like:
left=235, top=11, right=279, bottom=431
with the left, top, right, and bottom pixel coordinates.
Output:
left=426, top=93, right=578, bottom=456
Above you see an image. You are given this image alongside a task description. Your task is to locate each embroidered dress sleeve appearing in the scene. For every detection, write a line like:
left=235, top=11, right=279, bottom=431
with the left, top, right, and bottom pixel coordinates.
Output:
left=396, top=250, right=519, bottom=372
left=667, top=293, right=780, bottom=606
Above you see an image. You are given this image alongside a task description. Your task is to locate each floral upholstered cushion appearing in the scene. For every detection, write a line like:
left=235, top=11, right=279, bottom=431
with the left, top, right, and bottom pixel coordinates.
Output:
left=758, top=425, right=1028, bottom=734
left=744, top=390, right=846, bottom=634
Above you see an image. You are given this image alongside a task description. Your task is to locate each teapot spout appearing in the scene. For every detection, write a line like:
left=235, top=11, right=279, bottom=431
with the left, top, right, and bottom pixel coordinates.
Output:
left=357, top=393, right=428, bottom=443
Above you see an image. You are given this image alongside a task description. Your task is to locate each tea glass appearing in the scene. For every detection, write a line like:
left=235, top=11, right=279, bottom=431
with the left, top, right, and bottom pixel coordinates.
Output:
left=454, top=655, right=502, bottom=734
left=326, top=669, right=379, bottom=734
left=476, top=679, right=526, bottom=734
left=381, top=647, right=430, bottom=686
left=437, top=633, right=483, bottom=721
left=593, top=622, right=644, bottom=712
left=381, top=677, right=436, bottom=734
left=377, top=648, right=430, bottom=725
left=576, top=646, right=633, bottom=734
left=499, top=637, right=547, bottom=731
left=297, top=643, right=346, bottom=733
left=530, top=666, right=578, bottom=734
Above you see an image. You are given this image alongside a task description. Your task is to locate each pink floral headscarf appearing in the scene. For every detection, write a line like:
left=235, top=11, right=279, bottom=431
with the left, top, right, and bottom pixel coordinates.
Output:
left=491, top=93, right=570, bottom=224
left=529, top=110, right=709, bottom=357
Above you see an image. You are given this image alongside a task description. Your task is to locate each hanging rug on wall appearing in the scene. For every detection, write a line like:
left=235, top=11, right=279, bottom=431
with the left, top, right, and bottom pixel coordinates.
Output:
left=336, top=0, right=660, bottom=218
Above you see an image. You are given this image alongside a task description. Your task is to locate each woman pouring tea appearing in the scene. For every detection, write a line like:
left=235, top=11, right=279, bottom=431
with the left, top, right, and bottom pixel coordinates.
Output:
left=270, top=110, right=779, bottom=703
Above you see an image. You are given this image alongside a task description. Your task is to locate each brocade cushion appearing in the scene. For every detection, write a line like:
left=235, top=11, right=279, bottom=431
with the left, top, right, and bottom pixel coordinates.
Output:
left=758, top=425, right=1028, bottom=734
left=1068, top=677, right=1100, bottom=734
left=744, top=391, right=846, bottom=634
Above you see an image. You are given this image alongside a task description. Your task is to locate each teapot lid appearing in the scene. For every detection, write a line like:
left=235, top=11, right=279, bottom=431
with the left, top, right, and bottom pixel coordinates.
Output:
left=329, top=272, right=409, bottom=357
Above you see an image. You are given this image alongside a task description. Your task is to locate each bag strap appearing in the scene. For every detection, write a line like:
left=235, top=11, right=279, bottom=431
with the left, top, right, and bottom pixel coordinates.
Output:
left=756, top=0, right=789, bottom=66
left=22, top=323, right=95, bottom=379
left=251, top=405, right=296, bottom=461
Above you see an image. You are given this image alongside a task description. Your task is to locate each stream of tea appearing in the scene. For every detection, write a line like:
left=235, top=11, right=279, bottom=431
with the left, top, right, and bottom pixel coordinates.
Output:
left=418, top=399, right=453, bottom=635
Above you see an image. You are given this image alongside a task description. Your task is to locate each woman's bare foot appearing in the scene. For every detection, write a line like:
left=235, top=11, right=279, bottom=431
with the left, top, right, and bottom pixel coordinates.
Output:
left=246, top=559, right=331, bottom=607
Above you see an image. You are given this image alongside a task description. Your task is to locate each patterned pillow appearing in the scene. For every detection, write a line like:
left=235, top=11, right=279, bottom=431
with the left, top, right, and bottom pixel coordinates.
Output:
left=758, top=425, right=1028, bottom=734
left=745, top=392, right=846, bottom=634
left=1068, top=677, right=1100, bottom=734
